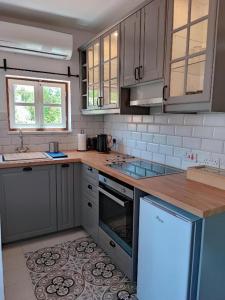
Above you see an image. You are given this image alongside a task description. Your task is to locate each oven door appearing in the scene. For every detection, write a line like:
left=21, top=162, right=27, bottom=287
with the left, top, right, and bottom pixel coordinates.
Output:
left=99, top=185, right=133, bottom=256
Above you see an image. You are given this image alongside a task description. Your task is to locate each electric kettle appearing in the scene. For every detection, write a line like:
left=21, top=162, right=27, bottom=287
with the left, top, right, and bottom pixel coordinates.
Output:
left=96, top=134, right=112, bottom=153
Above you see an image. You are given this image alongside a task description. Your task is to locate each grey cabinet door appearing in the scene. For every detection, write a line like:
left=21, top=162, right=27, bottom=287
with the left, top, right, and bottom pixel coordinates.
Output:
left=57, top=163, right=74, bottom=231
left=0, top=165, right=57, bottom=243
left=139, top=0, right=166, bottom=83
left=121, top=10, right=141, bottom=87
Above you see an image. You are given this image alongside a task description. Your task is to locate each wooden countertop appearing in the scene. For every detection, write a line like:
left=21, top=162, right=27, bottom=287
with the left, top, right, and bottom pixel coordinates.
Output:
left=1, top=150, right=225, bottom=218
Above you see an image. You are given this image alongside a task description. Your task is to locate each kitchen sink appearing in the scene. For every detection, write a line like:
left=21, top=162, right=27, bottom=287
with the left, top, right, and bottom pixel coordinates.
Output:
left=1, top=152, right=48, bottom=162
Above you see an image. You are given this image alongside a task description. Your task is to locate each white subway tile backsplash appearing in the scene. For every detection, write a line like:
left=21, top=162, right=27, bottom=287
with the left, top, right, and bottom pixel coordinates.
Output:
left=153, top=153, right=166, bottom=164
left=213, top=127, right=225, bottom=140
left=147, top=143, right=159, bottom=153
left=143, top=115, right=154, bottom=123
left=203, top=114, right=225, bottom=127
left=183, top=137, right=201, bottom=149
left=175, top=126, right=193, bottom=137
left=168, top=114, right=184, bottom=125
left=201, top=139, right=223, bottom=153
left=159, top=144, right=173, bottom=155
left=160, top=125, right=175, bottom=135
left=192, top=126, right=214, bottom=138
left=131, top=132, right=142, bottom=140
left=167, top=136, right=182, bottom=147
left=165, top=155, right=181, bottom=168
left=148, top=124, right=160, bottom=133
left=184, top=115, right=203, bottom=126
left=141, top=150, right=153, bottom=161
left=154, top=115, right=168, bottom=124
left=137, top=124, right=147, bottom=132
left=142, top=133, right=154, bottom=142
left=136, top=141, right=147, bottom=151
left=153, top=134, right=167, bottom=144
left=132, top=115, right=142, bottom=123
left=127, top=124, right=137, bottom=131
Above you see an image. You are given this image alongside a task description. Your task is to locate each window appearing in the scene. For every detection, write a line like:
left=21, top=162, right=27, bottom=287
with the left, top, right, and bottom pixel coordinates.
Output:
left=7, top=77, right=69, bottom=131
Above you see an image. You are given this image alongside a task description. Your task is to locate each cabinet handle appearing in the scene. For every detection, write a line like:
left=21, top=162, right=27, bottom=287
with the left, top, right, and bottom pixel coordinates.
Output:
left=88, top=202, right=92, bottom=208
left=88, top=184, right=92, bottom=190
left=98, top=96, right=104, bottom=107
left=23, top=167, right=32, bottom=172
left=134, top=67, right=139, bottom=81
left=163, top=85, right=168, bottom=101
left=62, top=164, right=69, bottom=168
left=88, top=167, right=93, bottom=172
left=109, top=240, right=116, bottom=248
left=138, top=65, right=143, bottom=80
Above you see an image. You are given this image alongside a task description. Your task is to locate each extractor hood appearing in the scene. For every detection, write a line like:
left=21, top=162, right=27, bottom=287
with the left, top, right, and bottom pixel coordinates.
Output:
left=130, top=80, right=164, bottom=107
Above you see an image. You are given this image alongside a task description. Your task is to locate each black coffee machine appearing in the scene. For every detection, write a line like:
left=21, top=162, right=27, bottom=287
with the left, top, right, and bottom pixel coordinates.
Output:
left=96, top=134, right=112, bottom=153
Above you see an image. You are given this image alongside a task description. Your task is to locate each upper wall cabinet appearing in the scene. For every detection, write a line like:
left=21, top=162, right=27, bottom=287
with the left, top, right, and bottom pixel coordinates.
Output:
left=164, top=0, right=225, bottom=112
left=120, top=0, right=166, bottom=87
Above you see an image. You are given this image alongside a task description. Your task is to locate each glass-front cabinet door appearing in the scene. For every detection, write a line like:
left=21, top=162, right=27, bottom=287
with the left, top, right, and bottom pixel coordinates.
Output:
left=87, top=39, right=101, bottom=109
left=101, top=27, right=119, bottom=109
left=165, top=0, right=215, bottom=106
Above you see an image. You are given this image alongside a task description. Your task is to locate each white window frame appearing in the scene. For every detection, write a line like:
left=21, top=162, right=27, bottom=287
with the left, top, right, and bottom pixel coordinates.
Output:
left=7, top=77, right=69, bottom=131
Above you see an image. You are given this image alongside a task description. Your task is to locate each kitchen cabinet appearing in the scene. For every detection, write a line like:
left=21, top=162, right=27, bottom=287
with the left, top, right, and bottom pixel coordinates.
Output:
left=120, top=0, right=166, bottom=86
left=57, top=163, right=74, bottom=231
left=0, top=165, right=57, bottom=243
left=164, top=0, right=225, bottom=113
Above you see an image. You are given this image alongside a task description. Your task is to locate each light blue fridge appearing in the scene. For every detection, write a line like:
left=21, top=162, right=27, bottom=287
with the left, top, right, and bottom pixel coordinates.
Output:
left=137, top=195, right=202, bottom=300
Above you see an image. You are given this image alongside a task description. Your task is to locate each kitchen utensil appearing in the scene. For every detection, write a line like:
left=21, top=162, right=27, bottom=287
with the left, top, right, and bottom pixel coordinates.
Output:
left=49, top=142, right=59, bottom=153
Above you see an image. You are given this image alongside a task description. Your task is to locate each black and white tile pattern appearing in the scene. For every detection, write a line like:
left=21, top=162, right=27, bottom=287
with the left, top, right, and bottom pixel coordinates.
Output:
left=25, top=236, right=136, bottom=300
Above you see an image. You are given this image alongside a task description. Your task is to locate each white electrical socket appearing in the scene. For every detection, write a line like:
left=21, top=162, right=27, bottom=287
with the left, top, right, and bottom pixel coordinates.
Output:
left=185, top=151, right=198, bottom=162
left=200, top=158, right=220, bottom=168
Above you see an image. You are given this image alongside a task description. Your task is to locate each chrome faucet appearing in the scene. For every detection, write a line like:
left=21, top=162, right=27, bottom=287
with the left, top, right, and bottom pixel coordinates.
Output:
left=16, top=129, right=29, bottom=153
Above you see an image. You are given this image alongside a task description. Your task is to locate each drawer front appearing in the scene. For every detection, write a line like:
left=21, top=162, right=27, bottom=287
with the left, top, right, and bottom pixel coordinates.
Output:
left=82, top=197, right=99, bottom=242
left=98, top=227, right=132, bottom=279
left=82, top=189, right=99, bottom=206
left=82, top=164, right=98, bottom=182
left=82, top=180, right=98, bottom=200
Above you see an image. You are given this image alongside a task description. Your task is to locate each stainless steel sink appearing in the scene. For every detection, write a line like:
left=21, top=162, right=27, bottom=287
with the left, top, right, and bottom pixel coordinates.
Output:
left=1, top=152, right=48, bottom=162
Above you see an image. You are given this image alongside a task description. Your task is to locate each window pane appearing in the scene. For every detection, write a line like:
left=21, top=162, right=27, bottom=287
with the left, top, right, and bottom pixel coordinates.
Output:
left=88, top=48, right=93, bottom=68
left=43, top=106, right=62, bottom=125
left=170, top=60, right=185, bottom=97
left=104, top=36, right=110, bottom=62
left=88, top=69, right=94, bottom=85
left=191, top=0, right=209, bottom=21
left=189, top=20, right=208, bottom=55
left=43, top=86, right=62, bottom=104
left=186, top=55, right=206, bottom=94
left=172, top=29, right=187, bottom=60
left=104, top=81, right=110, bottom=104
left=15, top=106, right=35, bottom=125
left=88, top=86, right=94, bottom=107
left=94, top=67, right=99, bottom=84
left=14, top=84, right=34, bottom=103
left=110, top=79, right=118, bottom=104
left=104, top=62, right=110, bottom=81
left=173, top=0, right=189, bottom=29
left=93, top=85, right=100, bottom=106
left=93, top=42, right=100, bottom=66
left=111, top=58, right=118, bottom=79
left=111, top=31, right=118, bottom=58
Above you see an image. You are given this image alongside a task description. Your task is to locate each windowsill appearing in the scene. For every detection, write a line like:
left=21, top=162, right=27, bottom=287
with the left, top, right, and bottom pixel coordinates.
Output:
left=8, top=130, right=72, bottom=135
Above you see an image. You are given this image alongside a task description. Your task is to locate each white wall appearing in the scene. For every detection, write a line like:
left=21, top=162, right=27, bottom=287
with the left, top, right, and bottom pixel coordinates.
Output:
left=104, top=113, right=225, bottom=170
left=0, top=18, right=104, bottom=153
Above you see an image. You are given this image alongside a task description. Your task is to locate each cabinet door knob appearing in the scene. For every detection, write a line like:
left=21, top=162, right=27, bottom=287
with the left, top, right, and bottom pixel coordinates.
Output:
left=62, top=164, right=69, bottom=168
left=88, top=202, right=92, bottom=208
left=134, top=67, right=139, bottom=81
left=88, top=184, right=92, bottom=190
left=138, top=65, right=143, bottom=80
left=23, top=167, right=32, bottom=172
left=163, top=85, right=168, bottom=101
left=109, top=240, right=116, bottom=248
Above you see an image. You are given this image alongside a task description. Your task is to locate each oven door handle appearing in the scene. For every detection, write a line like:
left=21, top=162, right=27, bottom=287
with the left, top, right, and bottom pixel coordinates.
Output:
left=98, top=187, right=128, bottom=207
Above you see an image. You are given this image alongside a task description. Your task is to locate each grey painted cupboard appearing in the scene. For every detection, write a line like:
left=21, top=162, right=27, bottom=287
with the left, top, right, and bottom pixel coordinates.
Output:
left=120, top=0, right=166, bottom=86
left=57, top=163, right=75, bottom=231
left=0, top=165, right=57, bottom=243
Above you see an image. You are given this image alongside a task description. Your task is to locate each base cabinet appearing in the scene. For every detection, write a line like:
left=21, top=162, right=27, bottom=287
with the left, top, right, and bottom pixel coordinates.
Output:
left=57, top=163, right=74, bottom=231
left=0, top=165, right=57, bottom=243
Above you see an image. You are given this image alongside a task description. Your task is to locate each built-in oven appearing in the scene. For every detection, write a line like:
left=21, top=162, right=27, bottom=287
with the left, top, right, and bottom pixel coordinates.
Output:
left=98, top=173, right=134, bottom=256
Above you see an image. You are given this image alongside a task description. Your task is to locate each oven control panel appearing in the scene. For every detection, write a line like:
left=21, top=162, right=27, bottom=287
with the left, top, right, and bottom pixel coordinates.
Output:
left=99, top=174, right=134, bottom=199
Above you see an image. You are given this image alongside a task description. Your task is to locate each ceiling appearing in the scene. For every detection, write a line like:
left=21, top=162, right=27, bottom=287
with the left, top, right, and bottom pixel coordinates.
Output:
left=0, top=0, right=146, bottom=32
